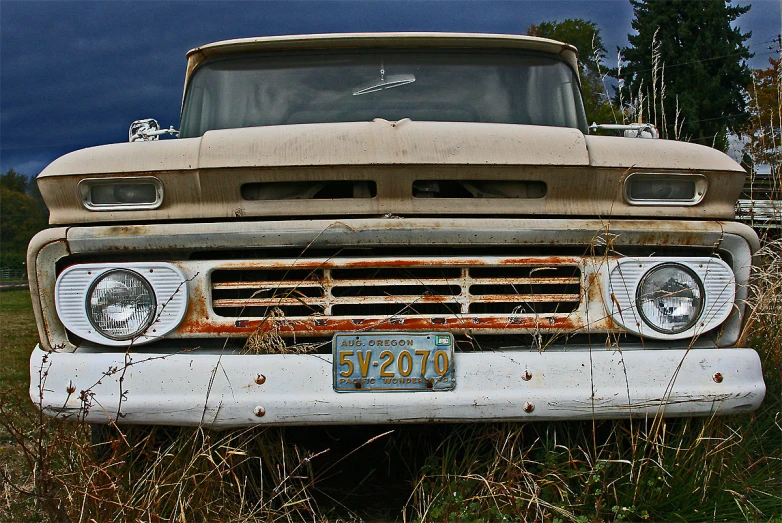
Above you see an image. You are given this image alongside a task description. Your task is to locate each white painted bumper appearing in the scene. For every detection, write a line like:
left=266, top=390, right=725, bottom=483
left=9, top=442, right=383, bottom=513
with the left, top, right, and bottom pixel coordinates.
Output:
left=30, top=346, right=765, bottom=427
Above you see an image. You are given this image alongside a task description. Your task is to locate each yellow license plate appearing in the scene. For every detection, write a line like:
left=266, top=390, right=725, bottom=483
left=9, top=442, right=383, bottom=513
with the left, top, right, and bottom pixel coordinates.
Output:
left=333, top=332, right=455, bottom=392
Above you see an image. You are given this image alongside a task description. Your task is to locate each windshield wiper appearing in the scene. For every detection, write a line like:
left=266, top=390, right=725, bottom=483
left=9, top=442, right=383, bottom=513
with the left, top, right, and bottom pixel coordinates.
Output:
left=353, top=60, right=415, bottom=96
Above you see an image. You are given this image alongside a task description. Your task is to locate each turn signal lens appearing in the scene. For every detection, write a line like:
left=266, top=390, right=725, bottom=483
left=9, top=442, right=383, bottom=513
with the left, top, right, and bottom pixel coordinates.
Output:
left=624, top=173, right=707, bottom=205
left=629, top=179, right=695, bottom=200
left=91, top=183, right=157, bottom=204
left=78, top=177, right=163, bottom=210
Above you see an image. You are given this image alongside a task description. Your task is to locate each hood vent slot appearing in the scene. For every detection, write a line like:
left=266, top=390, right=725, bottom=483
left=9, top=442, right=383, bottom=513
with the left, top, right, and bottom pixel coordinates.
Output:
left=413, top=180, right=546, bottom=199
left=242, top=181, right=376, bottom=200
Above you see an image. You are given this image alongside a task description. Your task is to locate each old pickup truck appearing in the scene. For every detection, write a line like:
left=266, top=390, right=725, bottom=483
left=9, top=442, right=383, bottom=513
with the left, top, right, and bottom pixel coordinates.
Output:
left=28, top=33, right=765, bottom=427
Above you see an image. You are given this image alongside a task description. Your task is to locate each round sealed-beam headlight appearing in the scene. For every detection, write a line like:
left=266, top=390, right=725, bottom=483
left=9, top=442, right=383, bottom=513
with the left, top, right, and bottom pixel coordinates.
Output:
left=636, top=263, right=704, bottom=334
left=87, top=269, right=157, bottom=340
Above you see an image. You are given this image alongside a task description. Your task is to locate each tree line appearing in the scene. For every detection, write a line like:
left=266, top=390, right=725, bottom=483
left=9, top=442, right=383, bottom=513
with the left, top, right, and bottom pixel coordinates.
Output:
left=1, top=169, right=48, bottom=271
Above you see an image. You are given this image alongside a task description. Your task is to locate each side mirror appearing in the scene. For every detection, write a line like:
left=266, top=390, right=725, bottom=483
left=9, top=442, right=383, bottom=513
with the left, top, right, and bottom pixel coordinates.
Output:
left=129, top=118, right=179, bottom=142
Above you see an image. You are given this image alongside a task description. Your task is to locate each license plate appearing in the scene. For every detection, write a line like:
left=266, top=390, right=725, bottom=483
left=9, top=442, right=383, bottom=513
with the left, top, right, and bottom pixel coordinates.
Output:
left=333, top=332, right=455, bottom=392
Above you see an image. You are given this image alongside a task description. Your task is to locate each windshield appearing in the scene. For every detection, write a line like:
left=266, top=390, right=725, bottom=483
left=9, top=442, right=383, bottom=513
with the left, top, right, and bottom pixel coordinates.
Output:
left=180, top=50, right=587, bottom=138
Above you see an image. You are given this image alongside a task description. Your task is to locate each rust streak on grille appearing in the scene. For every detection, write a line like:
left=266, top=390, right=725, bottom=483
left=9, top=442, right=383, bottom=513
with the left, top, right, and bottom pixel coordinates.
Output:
left=210, top=255, right=584, bottom=270
left=213, top=281, right=325, bottom=290
left=213, top=294, right=463, bottom=307
left=468, top=294, right=581, bottom=303
left=176, top=314, right=606, bottom=337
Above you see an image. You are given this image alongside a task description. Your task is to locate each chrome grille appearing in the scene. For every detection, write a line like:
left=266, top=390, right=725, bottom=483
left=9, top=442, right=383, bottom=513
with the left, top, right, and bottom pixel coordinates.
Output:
left=211, top=256, right=581, bottom=319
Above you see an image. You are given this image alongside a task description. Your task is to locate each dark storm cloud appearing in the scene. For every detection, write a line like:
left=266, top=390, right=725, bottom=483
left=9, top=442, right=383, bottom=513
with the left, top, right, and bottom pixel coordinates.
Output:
left=737, top=0, right=782, bottom=67
left=0, top=0, right=777, bottom=177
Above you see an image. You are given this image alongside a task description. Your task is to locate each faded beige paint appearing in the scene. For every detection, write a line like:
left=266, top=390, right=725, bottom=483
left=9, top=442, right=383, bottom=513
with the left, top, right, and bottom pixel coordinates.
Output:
left=39, top=120, right=743, bottom=177
left=584, top=135, right=743, bottom=170
left=37, top=121, right=745, bottom=224
left=39, top=164, right=745, bottom=224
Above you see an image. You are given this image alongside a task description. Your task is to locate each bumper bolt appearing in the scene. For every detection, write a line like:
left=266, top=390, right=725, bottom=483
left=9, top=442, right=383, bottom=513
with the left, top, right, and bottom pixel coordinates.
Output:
left=713, top=372, right=723, bottom=383
left=253, top=406, right=266, bottom=417
left=523, top=402, right=535, bottom=413
left=521, top=370, right=532, bottom=381
left=255, top=374, right=266, bottom=385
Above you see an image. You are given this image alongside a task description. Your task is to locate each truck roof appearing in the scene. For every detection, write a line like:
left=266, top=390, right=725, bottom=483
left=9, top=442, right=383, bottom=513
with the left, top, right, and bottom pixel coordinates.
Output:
left=184, top=33, right=580, bottom=84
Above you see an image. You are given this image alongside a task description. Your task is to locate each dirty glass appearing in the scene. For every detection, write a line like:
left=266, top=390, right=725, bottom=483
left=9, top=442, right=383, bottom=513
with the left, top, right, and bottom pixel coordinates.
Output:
left=180, top=50, right=587, bottom=138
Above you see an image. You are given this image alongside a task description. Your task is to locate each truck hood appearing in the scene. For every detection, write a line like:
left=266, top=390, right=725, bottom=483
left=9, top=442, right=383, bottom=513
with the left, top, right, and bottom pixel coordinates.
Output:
left=37, top=120, right=744, bottom=225
left=41, top=119, right=597, bottom=175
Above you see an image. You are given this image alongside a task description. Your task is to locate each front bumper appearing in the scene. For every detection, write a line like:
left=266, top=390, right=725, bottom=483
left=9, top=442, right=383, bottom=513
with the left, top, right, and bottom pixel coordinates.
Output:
left=31, top=346, right=765, bottom=427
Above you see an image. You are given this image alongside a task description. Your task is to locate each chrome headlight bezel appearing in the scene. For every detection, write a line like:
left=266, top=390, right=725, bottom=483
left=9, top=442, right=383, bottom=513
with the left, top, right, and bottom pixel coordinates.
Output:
left=606, top=257, right=735, bottom=340
left=55, top=263, right=188, bottom=346
left=86, top=269, right=157, bottom=341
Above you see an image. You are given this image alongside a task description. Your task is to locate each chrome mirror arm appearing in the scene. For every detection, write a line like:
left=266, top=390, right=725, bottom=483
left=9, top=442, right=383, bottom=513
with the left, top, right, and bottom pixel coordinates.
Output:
left=589, top=122, right=660, bottom=139
left=129, top=118, right=180, bottom=142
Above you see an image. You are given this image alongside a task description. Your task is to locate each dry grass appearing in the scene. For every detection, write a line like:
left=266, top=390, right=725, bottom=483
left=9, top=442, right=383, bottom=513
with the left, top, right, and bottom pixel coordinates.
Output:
left=243, top=307, right=322, bottom=355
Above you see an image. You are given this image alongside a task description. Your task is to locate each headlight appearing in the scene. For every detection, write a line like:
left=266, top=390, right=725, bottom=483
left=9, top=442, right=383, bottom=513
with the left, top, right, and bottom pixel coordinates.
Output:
left=636, top=263, right=703, bottom=334
left=87, top=269, right=157, bottom=340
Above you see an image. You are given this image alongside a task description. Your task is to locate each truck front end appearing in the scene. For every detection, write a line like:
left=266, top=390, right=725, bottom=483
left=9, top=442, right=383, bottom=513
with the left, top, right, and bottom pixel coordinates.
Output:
left=28, top=34, right=765, bottom=428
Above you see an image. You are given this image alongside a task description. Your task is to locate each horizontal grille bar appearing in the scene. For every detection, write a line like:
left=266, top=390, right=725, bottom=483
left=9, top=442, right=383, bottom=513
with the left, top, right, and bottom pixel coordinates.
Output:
left=212, top=276, right=580, bottom=289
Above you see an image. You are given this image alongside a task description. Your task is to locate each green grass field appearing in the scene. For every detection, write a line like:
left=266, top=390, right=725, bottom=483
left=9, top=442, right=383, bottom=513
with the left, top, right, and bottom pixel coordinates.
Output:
left=1, top=289, right=49, bottom=522
left=1, top=289, right=38, bottom=386
left=1, top=281, right=780, bottom=522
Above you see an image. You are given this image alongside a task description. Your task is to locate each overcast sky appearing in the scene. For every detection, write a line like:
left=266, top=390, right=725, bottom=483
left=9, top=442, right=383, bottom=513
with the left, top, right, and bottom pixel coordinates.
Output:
left=1, top=0, right=780, bottom=177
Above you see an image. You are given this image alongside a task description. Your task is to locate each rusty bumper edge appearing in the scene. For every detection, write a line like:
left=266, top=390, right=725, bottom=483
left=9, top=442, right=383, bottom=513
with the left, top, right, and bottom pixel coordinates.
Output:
left=30, top=346, right=765, bottom=427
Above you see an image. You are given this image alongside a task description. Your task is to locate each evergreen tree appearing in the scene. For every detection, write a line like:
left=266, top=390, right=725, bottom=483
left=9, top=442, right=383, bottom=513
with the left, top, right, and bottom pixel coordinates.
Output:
left=617, top=0, right=752, bottom=150
left=527, top=19, right=617, bottom=125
